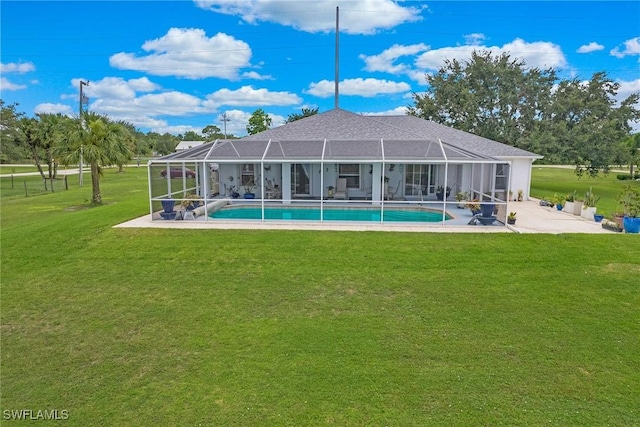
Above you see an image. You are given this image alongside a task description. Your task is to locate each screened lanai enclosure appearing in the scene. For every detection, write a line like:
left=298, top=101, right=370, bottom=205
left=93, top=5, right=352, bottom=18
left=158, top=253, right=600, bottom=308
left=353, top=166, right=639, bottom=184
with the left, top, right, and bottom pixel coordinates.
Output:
left=148, top=137, right=515, bottom=226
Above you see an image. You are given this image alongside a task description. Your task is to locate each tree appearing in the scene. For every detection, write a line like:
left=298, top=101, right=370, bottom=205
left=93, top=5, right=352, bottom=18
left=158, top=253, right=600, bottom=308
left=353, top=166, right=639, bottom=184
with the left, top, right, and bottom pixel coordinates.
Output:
left=17, top=117, right=48, bottom=178
left=408, top=51, right=640, bottom=176
left=154, top=133, right=179, bottom=155
left=548, top=72, right=640, bottom=177
left=54, top=112, right=133, bottom=204
left=35, top=113, right=73, bottom=178
left=285, top=107, right=319, bottom=123
left=246, top=108, right=272, bottom=135
left=409, top=51, right=556, bottom=149
left=0, top=100, right=30, bottom=163
left=181, top=130, right=205, bottom=141
left=201, top=124, right=222, bottom=141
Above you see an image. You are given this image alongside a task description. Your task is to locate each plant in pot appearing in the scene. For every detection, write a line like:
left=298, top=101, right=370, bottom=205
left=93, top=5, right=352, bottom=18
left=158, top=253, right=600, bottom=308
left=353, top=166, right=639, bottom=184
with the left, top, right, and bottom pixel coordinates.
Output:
left=227, top=185, right=240, bottom=199
left=436, top=186, right=451, bottom=201
left=564, top=190, right=576, bottom=213
left=507, top=211, right=517, bottom=225
left=327, top=185, right=335, bottom=198
left=456, top=191, right=468, bottom=208
left=552, top=193, right=565, bottom=211
left=618, top=184, right=640, bottom=233
left=181, top=193, right=200, bottom=211
left=582, top=187, right=600, bottom=221
left=465, top=199, right=481, bottom=216
left=601, top=218, right=623, bottom=232
left=243, top=183, right=256, bottom=199
left=517, top=189, right=524, bottom=201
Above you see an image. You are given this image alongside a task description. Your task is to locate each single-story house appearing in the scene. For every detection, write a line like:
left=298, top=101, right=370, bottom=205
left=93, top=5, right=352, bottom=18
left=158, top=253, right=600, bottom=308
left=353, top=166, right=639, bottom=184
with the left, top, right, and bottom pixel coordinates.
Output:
left=175, top=140, right=207, bottom=151
left=148, top=108, right=542, bottom=225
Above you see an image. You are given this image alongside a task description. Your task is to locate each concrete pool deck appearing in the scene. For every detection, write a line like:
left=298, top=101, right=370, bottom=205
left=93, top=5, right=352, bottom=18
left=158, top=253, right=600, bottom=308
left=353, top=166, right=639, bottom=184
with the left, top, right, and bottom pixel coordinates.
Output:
left=114, top=198, right=619, bottom=234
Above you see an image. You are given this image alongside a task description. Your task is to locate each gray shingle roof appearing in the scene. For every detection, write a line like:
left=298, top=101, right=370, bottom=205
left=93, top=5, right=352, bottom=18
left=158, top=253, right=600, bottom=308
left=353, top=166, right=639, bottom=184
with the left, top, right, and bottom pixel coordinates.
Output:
left=157, top=108, right=541, bottom=161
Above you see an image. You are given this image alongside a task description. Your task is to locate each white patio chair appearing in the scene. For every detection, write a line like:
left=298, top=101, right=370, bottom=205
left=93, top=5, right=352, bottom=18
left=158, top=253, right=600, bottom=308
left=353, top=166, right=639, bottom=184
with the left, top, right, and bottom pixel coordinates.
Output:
left=334, top=178, right=348, bottom=200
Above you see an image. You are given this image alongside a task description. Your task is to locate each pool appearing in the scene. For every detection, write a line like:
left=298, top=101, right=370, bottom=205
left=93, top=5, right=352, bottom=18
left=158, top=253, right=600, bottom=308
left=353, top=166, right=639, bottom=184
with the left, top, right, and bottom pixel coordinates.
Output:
left=209, top=206, right=451, bottom=222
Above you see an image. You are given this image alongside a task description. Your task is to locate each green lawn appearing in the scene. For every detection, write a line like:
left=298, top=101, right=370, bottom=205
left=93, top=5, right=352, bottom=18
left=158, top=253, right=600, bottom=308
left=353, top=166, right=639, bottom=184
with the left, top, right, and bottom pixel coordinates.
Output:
left=531, top=165, right=639, bottom=218
left=1, top=167, right=639, bottom=426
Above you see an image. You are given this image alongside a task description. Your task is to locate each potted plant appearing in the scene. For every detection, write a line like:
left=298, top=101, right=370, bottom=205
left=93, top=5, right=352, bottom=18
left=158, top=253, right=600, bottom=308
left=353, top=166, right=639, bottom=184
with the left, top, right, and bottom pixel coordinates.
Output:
left=180, top=193, right=200, bottom=211
left=456, top=191, right=468, bottom=209
left=243, top=183, right=256, bottom=199
left=507, top=211, right=517, bottom=225
left=436, top=186, right=451, bottom=201
left=601, top=218, right=623, bottom=232
left=327, top=185, right=335, bottom=198
left=517, top=189, right=523, bottom=201
left=618, top=184, right=640, bottom=233
left=564, top=191, right=576, bottom=213
left=572, top=195, right=584, bottom=216
left=581, top=187, right=600, bottom=221
left=552, top=193, right=565, bottom=211
left=465, top=199, right=481, bottom=216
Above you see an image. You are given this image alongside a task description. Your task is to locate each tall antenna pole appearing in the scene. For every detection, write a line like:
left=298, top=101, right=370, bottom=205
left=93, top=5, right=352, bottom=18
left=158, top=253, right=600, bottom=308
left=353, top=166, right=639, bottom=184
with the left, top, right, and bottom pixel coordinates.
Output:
left=221, top=112, right=230, bottom=139
left=334, top=6, right=339, bottom=109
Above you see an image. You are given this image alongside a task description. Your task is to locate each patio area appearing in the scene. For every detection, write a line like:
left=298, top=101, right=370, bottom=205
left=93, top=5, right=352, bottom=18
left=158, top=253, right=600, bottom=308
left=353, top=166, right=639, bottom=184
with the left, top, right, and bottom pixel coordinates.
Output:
left=116, top=198, right=614, bottom=234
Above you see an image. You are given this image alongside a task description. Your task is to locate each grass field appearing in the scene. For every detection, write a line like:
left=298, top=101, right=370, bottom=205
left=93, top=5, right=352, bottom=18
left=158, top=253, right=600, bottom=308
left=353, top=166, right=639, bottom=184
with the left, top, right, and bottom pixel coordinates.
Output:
left=1, top=167, right=639, bottom=426
left=531, top=166, right=639, bottom=218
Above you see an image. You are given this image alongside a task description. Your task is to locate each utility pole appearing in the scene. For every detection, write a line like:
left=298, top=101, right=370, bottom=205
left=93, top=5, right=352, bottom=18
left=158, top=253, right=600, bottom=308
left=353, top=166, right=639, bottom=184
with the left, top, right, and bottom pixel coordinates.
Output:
left=221, top=112, right=230, bottom=139
left=78, top=80, right=89, bottom=186
left=335, top=6, right=339, bottom=109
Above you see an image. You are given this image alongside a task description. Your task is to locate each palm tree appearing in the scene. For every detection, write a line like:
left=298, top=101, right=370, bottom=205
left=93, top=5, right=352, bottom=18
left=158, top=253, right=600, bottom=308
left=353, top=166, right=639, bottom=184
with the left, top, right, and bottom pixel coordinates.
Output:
left=35, top=113, right=70, bottom=179
left=55, top=112, right=133, bottom=204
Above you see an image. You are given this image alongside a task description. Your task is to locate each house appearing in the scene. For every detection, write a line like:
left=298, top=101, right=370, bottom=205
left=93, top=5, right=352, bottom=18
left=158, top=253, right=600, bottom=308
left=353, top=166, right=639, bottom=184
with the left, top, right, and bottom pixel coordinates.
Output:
left=175, top=140, right=206, bottom=151
left=149, top=108, right=542, bottom=224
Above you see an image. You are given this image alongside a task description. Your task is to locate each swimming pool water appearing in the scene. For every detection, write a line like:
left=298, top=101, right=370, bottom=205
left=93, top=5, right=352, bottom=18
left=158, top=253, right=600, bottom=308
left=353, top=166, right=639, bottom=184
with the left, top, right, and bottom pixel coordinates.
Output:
left=209, top=206, right=451, bottom=222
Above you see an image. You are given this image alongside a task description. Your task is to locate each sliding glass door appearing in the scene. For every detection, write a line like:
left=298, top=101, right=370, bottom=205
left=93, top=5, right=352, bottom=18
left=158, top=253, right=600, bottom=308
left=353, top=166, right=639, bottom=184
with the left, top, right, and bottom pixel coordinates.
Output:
left=405, top=164, right=436, bottom=196
left=291, top=163, right=310, bottom=196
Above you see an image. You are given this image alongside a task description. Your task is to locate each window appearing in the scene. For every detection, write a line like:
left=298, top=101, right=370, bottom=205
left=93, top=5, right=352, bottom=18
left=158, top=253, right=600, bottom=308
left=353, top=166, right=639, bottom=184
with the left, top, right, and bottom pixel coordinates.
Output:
left=495, top=164, right=508, bottom=190
left=241, top=163, right=254, bottom=186
left=404, top=164, right=435, bottom=196
left=339, top=164, right=360, bottom=188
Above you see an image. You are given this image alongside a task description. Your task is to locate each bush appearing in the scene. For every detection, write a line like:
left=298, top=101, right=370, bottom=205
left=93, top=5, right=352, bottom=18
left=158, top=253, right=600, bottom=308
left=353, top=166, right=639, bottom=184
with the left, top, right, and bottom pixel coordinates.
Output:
left=616, top=174, right=640, bottom=180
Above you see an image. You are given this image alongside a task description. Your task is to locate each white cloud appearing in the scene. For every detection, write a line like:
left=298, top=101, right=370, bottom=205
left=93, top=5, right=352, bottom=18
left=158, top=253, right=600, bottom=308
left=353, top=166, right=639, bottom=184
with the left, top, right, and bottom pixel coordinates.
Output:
left=71, top=77, right=160, bottom=101
left=577, top=42, right=604, bottom=54
left=34, top=103, right=74, bottom=116
left=414, top=38, right=567, bottom=74
left=360, top=106, right=409, bottom=116
left=193, top=0, right=424, bottom=35
left=203, top=85, right=302, bottom=108
left=610, top=37, right=640, bottom=58
left=109, top=28, right=264, bottom=80
left=213, top=108, right=286, bottom=136
left=241, top=71, right=273, bottom=80
left=616, top=78, right=640, bottom=104
left=1, top=62, right=35, bottom=73
left=91, top=91, right=205, bottom=120
left=360, top=43, right=430, bottom=74
left=464, top=33, right=486, bottom=46
left=0, top=77, right=26, bottom=91
left=306, top=78, right=410, bottom=97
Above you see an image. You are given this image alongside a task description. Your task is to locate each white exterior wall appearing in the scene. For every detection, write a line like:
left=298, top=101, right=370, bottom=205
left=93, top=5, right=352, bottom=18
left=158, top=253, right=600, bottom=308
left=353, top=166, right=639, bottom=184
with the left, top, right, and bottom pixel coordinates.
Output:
left=505, top=158, right=534, bottom=201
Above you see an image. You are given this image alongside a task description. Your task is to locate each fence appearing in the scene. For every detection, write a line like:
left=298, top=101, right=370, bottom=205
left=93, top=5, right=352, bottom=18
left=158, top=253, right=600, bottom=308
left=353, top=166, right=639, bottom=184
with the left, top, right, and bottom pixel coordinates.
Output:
left=0, top=175, right=70, bottom=198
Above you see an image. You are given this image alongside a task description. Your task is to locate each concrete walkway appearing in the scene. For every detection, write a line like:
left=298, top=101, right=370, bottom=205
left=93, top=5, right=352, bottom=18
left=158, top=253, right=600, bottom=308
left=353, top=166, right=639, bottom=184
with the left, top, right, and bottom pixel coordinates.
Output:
left=115, top=199, right=618, bottom=234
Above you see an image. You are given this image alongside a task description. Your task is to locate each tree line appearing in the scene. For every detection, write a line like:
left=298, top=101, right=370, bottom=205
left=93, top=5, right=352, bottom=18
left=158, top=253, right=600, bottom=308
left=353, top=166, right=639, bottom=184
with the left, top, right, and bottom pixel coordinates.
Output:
left=408, top=51, right=640, bottom=177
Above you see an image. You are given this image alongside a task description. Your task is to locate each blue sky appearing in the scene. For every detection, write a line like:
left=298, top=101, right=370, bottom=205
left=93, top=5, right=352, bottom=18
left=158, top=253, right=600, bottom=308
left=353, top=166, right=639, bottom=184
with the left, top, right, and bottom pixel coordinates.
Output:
left=2, top=1, right=639, bottom=137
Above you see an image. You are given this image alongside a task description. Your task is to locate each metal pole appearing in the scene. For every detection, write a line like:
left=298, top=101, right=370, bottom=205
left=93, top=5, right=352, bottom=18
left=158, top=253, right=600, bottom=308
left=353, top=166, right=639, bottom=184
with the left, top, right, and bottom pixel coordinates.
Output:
left=335, top=6, right=339, bottom=109
left=221, top=112, right=229, bottom=139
